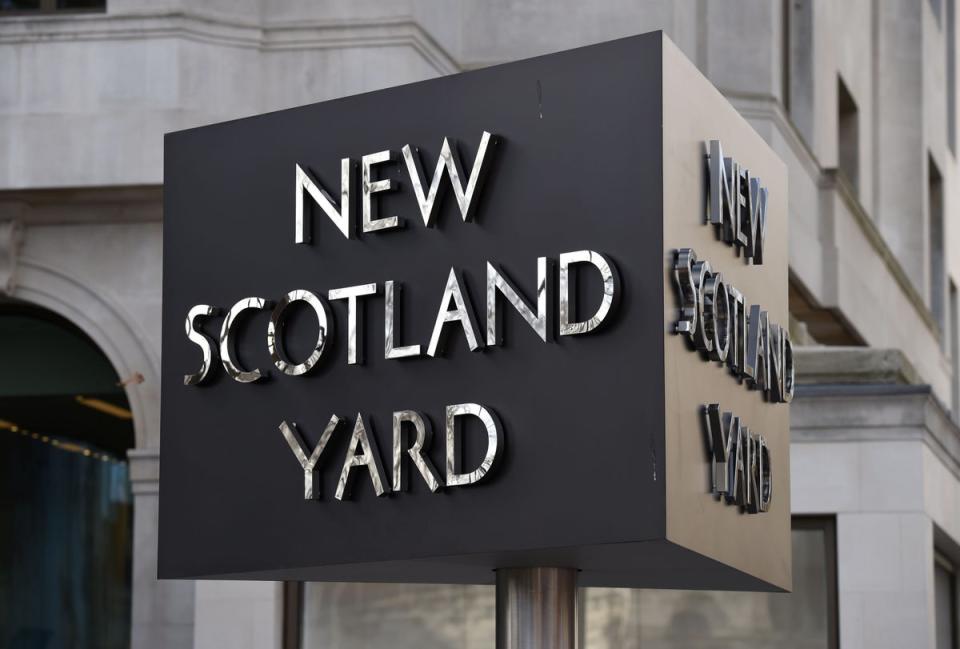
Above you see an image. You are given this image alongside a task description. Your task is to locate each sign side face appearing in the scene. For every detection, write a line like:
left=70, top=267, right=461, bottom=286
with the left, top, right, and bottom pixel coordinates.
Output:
left=662, top=38, right=792, bottom=591
left=159, top=34, right=666, bottom=581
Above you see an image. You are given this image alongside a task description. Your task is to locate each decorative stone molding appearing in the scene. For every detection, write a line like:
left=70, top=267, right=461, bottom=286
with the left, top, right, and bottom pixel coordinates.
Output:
left=795, top=346, right=922, bottom=386
left=792, top=382, right=960, bottom=482
left=0, top=220, right=23, bottom=295
left=0, top=12, right=460, bottom=75
left=128, top=448, right=160, bottom=496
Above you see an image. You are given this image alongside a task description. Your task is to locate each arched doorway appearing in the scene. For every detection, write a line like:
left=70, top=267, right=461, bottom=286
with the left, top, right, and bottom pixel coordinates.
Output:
left=0, top=299, right=134, bottom=649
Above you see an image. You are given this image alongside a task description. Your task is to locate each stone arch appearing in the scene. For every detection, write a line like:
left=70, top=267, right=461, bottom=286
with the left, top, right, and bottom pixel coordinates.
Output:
left=11, top=256, right=160, bottom=450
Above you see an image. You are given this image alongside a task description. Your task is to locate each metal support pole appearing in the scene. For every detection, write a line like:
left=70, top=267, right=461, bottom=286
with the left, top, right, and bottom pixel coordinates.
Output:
left=495, top=567, right=577, bottom=649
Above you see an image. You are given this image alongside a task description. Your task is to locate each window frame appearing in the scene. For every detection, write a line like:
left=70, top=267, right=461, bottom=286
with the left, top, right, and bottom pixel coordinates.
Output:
left=286, top=515, right=841, bottom=649
left=935, top=551, right=959, bottom=649
left=793, top=515, right=840, bottom=649
left=0, top=0, right=106, bottom=17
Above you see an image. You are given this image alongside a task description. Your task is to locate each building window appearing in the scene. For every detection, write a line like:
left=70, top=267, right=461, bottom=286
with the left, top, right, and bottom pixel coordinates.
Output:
left=949, top=0, right=957, bottom=155
left=933, top=0, right=945, bottom=28
left=837, top=76, right=860, bottom=195
left=952, top=281, right=960, bottom=422
left=936, top=553, right=958, bottom=649
left=0, top=0, right=104, bottom=13
left=785, top=0, right=815, bottom=147
left=290, top=517, right=838, bottom=649
left=930, top=155, right=946, bottom=333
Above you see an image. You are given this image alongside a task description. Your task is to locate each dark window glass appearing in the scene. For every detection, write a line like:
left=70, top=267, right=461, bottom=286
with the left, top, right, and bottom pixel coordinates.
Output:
left=57, top=0, right=105, bottom=8
left=935, top=554, right=957, bottom=649
left=0, top=0, right=104, bottom=11
left=837, top=76, right=860, bottom=196
left=932, top=0, right=944, bottom=28
left=296, top=518, right=838, bottom=648
left=0, top=0, right=41, bottom=10
left=930, top=155, right=945, bottom=333
left=948, top=0, right=956, bottom=154
left=951, top=281, right=959, bottom=422
left=785, top=0, right=814, bottom=146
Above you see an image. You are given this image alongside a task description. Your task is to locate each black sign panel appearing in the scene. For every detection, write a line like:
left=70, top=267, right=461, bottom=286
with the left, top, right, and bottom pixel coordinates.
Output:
left=160, top=32, right=790, bottom=590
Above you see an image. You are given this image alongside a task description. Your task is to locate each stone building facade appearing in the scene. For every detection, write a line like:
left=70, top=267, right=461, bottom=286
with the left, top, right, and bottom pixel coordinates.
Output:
left=1, top=1, right=958, bottom=648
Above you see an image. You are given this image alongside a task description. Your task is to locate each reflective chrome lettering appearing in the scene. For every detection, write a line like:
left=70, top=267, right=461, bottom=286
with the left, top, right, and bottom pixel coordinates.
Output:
left=758, top=435, right=773, bottom=512
left=709, top=139, right=738, bottom=244
left=445, top=403, right=502, bottom=487
left=328, top=283, right=378, bottom=365
left=267, top=290, right=331, bottom=376
left=220, top=297, right=271, bottom=383
left=362, top=150, right=400, bottom=233
left=384, top=280, right=421, bottom=360
left=427, top=268, right=483, bottom=356
left=703, top=271, right=730, bottom=362
left=295, top=160, right=352, bottom=243
left=336, top=414, right=388, bottom=500
left=392, top=410, right=441, bottom=492
left=691, top=259, right=713, bottom=354
left=673, top=248, right=698, bottom=338
left=279, top=416, right=341, bottom=499
left=184, top=304, right=220, bottom=385
left=486, top=258, right=549, bottom=345
left=401, top=131, right=494, bottom=227
left=558, top=250, right=618, bottom=336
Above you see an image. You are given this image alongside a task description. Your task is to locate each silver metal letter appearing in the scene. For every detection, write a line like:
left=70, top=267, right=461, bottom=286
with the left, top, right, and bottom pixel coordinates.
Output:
left=692, top=260, right=713, bottom=354
left=745, top=433, right=759, bottom=511
left=758, top=435, right=772, bottom=512
left=708, top=140, right=737, bottom=243
left=748, top=177, right=768, bottom=264
left=746, top=307, right=771, bottom=393
left=445, top=403, right=502, bottom=487
left=726, top=423, right=748, bottom=506
left=220, top=297, right=271, bottom=383
left=727, top=286, right=746, bottom=376
left=704, top=404, right=736, bottom=495
left=401, top=131, right=494, bottom=227
left=703, top=271, right=730, bottom=363
left=362, top=150, right=400, bottom=233
left=427, top=268, right=483, bottom=356
left=295, top=160, right=352, bottom=243
left=279, top=416, right=341, bottom=499
left=486, top=258, right=549, bottom=345
left=392, top=410, right=441, bottom=492
left=267, top=290, right=332, bottom=376
left=673, top=248, right=698, bottom=338
left=768, top=324, right=785, bottom=402
left=336, top=414, right=388, bottom=500
left=782, top=330, right=795, bottom=403
left=184, top=304, right=220, bottom=385
left=384, top=280, right=421, bottom=359
left=328, top=283, right=378, bottom=365
left=558, top=251, right=618, bottom=336
left=735, top=166, right=750, bottom=250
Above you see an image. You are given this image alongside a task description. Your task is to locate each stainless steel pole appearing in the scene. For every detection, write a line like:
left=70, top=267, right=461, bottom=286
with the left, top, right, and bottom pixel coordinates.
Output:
left=495, top=567, right=577, bottom=649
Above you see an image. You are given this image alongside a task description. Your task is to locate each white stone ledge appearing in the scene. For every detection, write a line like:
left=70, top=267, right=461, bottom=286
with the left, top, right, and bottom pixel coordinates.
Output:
left=793, top=385, right=960, bottom=483
left=0, top=11, right=459, bottom=75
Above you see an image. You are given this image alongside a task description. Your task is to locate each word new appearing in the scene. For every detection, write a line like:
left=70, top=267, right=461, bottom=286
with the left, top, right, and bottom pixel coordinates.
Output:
left=708, top=139, right=768, bottom=264
left=295, top=131, right=494, bottom=242
left=280, top=404, right=501, bottom=501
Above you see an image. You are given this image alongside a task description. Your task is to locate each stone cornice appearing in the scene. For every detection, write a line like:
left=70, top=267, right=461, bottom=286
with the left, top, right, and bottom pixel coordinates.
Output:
left=0, top=185, right=162, bottom=224
left=792, top=384, right=960, bottom=481
left=0, top=11, right=460, bottom=75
